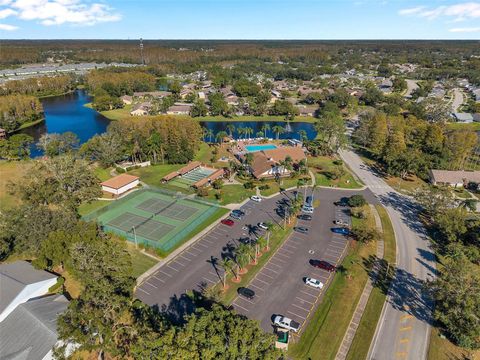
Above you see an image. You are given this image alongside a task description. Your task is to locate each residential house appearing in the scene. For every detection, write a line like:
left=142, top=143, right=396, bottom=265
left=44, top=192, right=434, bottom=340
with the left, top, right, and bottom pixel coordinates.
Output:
left=247, top=146, right=306, bottom=179
left=120, top=95, right=132, bottom=105
left=133, top=91, right=171, bottom=99
left=429, top=169, right=480, bottom=188
left=130, top=102, right=151, bottom=116
left=429, top=83, right=446, bottom=98
left=101, top=174, right=140, bottom=196
left=0, top=127, right=6, bottom=140
left=452, top=112, right=474, bottom=123
left=473, top=113, right=480, bottom=122
left=0, top=261, right=58, bottom=323
left=296, top=105, right=317, bottom=117
left=0, top=294, right=70, bottom=360
left=270, top=90, right=282, bottom=103
left=473, top=88, right=480, bottom=102
left=225, top=94, right=239, bottom=106
left=379, top=78, right=393, bottom=93
left=166, top=103, right=193, bottom=115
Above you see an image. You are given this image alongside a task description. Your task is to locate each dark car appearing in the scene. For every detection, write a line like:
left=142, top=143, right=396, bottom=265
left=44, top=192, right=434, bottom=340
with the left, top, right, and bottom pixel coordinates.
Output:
left=294, top=226, right=309, bottom=234
left=232, top=209, right=245, bottom=216
left=221, top=219, right=234, bottom=226
left=238, top=287, right=255, bottom=299
left=298, top=214, right=312, bottom=221
left=310, top=259, right=336, bottom=272
left=334, top=197, right=349, bottom=206
left=230, top=213, right=243, bottom=220
left=332, top=227, right=350, bottom=235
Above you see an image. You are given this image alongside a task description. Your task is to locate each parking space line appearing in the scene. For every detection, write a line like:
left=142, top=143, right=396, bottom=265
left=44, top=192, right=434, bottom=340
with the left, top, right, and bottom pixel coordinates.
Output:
left=172, top=260, right=186, bottom=267
left=272, top=256, right=287, bottom=263
left=291, top=303, right=310, bottom=312
left=185, top=250, right=199, bottom=257
left=167, top=265, right=179, bottom=272
left=209, top=271, right=222, bottom=277
left=196, top=242, right=209, bottom=249
left=296, top=296, right=314, bottom=305
left=152, top=275, right=165, bottom=283
left=249, top=283, right=265, bottom=291
left=258, top=272, right=274, bottom=280
left=300, top=290, right=317, bottom=298
left=145, top=281, right=158, bottom=289
left=159, top=270, right=172, bottom=277
left=234, top=303, right=250, bottom=312
left=137, top=287, right=150, bottom=295
left=328, top=243, right=345, bottom=250
left=287, top=310, right=306, bottom=320
left=202, top=277, right=216, bottom=284
left=268, top=262, right=283, bottom=268
left=255, top=277, right=271, bottom=285
left=236, top=296, right=256, bottom=305
left=263, top=267, right=279, bottom=275
left=275, top=252, right=290, bottom=259
left=280, top=248, right=295, bottom=255
left=284, top=243, right=298, bottom=250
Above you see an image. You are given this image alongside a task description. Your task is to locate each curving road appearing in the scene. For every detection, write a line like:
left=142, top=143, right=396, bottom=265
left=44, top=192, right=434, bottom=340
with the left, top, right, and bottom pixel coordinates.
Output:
left=340, top=149, right=436, bottom=360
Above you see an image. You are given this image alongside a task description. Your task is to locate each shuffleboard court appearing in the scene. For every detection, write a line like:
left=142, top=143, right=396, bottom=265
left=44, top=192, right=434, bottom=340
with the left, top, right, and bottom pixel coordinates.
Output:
left=83, top=188, right=221, bottom=254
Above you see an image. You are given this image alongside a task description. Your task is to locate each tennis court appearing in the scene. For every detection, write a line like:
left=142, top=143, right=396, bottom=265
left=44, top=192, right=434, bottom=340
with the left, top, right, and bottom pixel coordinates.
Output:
left=169, top=167, right=215, bottom=189
left=84, top=189, right=221, bottom=253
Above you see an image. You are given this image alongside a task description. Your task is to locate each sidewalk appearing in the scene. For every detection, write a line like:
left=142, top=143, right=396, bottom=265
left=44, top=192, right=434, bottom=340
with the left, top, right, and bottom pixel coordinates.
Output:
left=335, top=204, right=384, bottom=360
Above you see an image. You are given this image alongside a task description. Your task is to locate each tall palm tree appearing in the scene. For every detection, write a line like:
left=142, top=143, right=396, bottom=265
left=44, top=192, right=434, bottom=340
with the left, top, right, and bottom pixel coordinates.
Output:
left=261, top=124, right=271, bottom=138
left=221, top=258, right=234, bottom=287
left=237, top=127, right=245, bottom=139
left=265, top=222, right=274, bottom=251
left=226, top=124, right=235, bottom=138
left=244, top=126, right=254, bottom=139
left=205, top=128, right=214, bottom=143
left=216, top=131, right=228, bottom=148
left=272, top=125, right=285, bottom=140
left=236, top=243, right=251, bottom=271
left=298, top=129, right=307, bottom=142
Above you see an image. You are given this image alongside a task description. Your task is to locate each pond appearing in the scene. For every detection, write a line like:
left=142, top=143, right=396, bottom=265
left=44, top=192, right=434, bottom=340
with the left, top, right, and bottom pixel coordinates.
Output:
left=20, top=90, right=111, bottom=157
left=21, top=90, right=317, bottom=157
left=198, top=120, right=317, bottom=141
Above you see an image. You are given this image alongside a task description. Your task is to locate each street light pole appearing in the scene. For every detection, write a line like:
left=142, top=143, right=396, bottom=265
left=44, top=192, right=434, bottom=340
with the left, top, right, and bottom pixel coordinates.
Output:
left=133, top=226, right=138, bottom=249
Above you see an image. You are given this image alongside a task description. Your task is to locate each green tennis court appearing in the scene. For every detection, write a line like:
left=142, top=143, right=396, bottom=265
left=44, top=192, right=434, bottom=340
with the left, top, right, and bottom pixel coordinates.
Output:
left=84, top=189, right=220, bottom=253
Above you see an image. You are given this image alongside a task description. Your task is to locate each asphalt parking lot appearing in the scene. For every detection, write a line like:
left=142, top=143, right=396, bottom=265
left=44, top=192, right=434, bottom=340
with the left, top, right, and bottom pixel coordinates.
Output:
left=232, top=188, right=377, bottom=333
left=136, top=186, right=377, bottom=333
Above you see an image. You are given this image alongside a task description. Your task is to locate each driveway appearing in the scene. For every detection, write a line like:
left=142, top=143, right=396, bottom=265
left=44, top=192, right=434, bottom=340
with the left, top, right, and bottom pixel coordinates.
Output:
left=340, top=149, right=435, bottom=360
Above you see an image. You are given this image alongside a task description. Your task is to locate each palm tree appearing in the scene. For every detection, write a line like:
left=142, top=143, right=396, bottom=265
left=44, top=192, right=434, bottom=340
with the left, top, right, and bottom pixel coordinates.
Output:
left=298, top=129, right=307, bottom=142
left=237, top=127, right=245, bottom=139
left=283, top=155, right=293, bottom=175
left=272, top=125, right=285, bottom=140
left=216, top=130, right=228, bottom=148
left=244, top=126, right=254, bottom=139
left=236, top=244, right=251, bottom=272
left=261, top=124, right=271, bottom=138
left=205, top=128, right=214, bottom=143
left=265, top=222, right=274, bottom=251
left=226, top=124, right=235, bottom=138
left=256, top=131, right=263, bottom=139
left=221, top=258, right=234, bottom=287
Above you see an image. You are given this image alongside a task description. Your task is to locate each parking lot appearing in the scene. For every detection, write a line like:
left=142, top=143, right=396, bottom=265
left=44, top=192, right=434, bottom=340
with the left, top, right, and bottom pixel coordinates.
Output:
left=231, top=189, right=368, bottom=333
left=136, top=187, right=377, bottom=333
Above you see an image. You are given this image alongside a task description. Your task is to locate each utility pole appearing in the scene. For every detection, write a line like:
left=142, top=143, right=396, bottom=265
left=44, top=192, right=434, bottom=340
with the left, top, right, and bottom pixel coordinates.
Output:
left=132, top=226, right=138, bottom=248
left=140, top=38, right=145, bottom=65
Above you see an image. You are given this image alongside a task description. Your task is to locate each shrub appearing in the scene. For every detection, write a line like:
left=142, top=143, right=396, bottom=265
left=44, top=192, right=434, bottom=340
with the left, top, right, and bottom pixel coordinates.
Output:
left=333, top=159, right=343, bottom=166
left=48, top=277, right=65, bottom=293
left=115, top=166, right=126, bottom=173
left=348, top=194, right=366, bottom=207
left=244, top=181, right=255, bottom=189
left=259, top=184, right=270, bottom=190
left=196, top=187, right=209, bottom=197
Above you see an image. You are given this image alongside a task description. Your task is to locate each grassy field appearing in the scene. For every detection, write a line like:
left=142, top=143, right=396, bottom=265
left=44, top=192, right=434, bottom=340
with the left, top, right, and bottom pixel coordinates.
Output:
left=428, top=327, right=480, bottom=360
left=288, top=206, right=377, bottom=360
left=384, top=174, right=426, bottom=194
left=78, top=199, right=111, bottom=216
left=446, top=122, right=480, bottom=131
left=207, top=184, right=255, bottom=205
left=345, top=205, right=397, bottom=360
left=127, top=245, right=160, bottom=278
left=93, top=165, right=113, bottom=181
left=308, top=156, right=363, bottom=189
left=0, top=160, right=30, bottom=210
left=100, top=105, right=133, bottom=121
left=128, top=163, right=185, bottom=187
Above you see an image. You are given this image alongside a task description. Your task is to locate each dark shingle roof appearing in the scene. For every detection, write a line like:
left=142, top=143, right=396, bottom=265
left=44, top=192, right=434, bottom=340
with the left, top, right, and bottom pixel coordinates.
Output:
left=0, top=294, right=69, bottom=360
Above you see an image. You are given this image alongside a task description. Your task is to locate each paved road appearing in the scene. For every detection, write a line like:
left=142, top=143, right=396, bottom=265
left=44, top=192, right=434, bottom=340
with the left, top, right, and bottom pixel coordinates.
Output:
left=135, top=190, right=297, bottom=313
left=451, top=88, right=464, bottom=112
left=232, top=188, right=376, bottom=333
left=404, top=79, right=419, bottom=98
left=340, top=149, right=435, bottom=360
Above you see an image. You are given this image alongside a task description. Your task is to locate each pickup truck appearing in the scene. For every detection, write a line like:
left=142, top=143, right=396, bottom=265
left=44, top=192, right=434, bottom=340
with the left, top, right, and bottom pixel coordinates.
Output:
left=273, top=315, right=300, bottom=332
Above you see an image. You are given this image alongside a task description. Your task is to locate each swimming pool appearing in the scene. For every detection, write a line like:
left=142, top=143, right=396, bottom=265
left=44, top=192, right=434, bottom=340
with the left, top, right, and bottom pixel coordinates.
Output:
left=245, top=144, right=278, bottom=152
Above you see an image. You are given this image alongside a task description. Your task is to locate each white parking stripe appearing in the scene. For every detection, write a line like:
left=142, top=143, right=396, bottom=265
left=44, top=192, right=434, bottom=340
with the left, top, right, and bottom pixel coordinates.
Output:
left=172, top=260, right=186, bottom=267
left=236, top=296, right=256, bottom=305
left=280, top=248, right=295, bottom=255
left=152, top=275, right=165, bottom=283
left=179, top=255, right=192, bottom=262
left=296, top=296, right=314, bottom=305
left=300, top=290, right=317, bottom=298
left=328, top=243, right=345, bottom=250
left=196, top=242, right=209, bottom=249
left=202, top=277, right=216, bottom=284
left=137, top=287, right=150, bottom=295
left=258, top=272, right=274, bottom=280
left=284, top=243, right=298, bottom=250
left=234, top=303, right=250, bottom=312
left=287, top=310, right=306, bottom=320
left=263, top=267, right=279, bottom=275
left=272, top=257, right=287, bottom=263
left=185, top=250, right=199, bottom=257
left=255, top=277, right=270, bottom=285
left=159, top=270, right=172, bottom=277
left=191, top=246, right=204, bottom=252
left=275, top=252, right=290, bottom=259
left=292, top=303, right=310, bottom=312
left=167, top=265, right=179, bottom=272
left=268, top=262, right=283, bottom=268
left=145, top=282, right=158, bottom=289
left=249, top=283, right=265, bottom=291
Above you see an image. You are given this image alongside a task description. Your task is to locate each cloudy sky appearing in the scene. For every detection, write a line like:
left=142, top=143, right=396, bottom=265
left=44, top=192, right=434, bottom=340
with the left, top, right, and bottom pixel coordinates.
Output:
left=0, top=0, right=479, bottom=39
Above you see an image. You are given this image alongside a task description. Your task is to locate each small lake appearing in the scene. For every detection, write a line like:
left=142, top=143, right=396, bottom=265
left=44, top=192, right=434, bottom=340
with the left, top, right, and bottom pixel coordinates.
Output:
left=21, top=90, right=111, bottom=157
left=199, top=121, right=317, bottom=141
left=22, top=90, right=317, bottom=157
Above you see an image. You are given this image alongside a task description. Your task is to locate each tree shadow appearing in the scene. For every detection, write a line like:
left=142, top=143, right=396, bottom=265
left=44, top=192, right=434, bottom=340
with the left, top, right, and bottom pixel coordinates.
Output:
left=158, top=293, right=196, bottom=326
left=206, top=255, right=224, bottom=283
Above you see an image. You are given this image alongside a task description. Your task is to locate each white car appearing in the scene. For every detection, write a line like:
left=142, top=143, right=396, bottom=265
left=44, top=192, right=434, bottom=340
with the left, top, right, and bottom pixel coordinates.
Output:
left=305, top=277, right=324, bottom=289
left=258, top=222, right=268, bottom=230
left=273, top=315, right=300, bottom=332
left=251, top=195, right=262, bottom=202
left=302, top=205, right=314, bottom=214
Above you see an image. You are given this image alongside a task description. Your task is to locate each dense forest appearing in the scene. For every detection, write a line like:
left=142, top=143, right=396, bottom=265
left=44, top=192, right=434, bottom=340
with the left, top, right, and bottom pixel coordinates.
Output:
left=1, top=40, right=479, bottom=85
left=0, top=75, right=76, bottom=97
left=0, top=94, right=43, bottom=131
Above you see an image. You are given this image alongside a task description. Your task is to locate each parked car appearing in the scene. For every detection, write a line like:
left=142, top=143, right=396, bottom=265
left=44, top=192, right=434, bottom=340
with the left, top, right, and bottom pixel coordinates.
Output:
left=310, top=260, right=336, bottom=272
left=305, top=277, right=324, bottom=289
left=258, top=222, right=269, bottom=230
left=251, top=195, right=262, bottom=202
left=294, top=226, right=309, bottom=234
left=333, top=219, right=349, bottom=227
left=232, top=209, right=245, bottom=217
left=332, top=227, right=350, bottom=235
left=221, top=219, right=234, bottom=227
left=238, top=287, right=255, bottom=299
left=231, top=213, right=243, bottom=220
left=273, top=315, right=300, bottom=332
left=334, top=197, right=349, bottom=206
left=298, top=214, right=312, bottom=221
left=302, top=205, right=314, bottom=214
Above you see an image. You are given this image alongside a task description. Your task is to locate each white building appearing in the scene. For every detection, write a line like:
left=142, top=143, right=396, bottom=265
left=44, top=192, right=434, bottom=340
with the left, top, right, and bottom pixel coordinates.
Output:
left=0, top=261, right=58, bottom=323
left=101, top=174, right=140, bottom=196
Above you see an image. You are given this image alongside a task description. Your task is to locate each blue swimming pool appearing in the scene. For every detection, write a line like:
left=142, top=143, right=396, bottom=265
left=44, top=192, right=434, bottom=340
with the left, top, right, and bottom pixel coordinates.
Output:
left=245, top=144, right=278, bottom=152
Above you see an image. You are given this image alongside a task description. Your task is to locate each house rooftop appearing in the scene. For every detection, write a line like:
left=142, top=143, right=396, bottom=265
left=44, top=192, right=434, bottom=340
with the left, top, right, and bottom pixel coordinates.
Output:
left=430, top=169, right=480, bottom=184
left=0, top=294, right=69, bottom=360
left=101, top=174, right=139, bottom=190
left=0, top=261, right=57, bottom=316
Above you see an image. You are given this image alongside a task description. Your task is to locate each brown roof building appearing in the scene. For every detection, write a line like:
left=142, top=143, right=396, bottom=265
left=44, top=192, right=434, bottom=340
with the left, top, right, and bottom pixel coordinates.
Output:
left=429, top=169, right=480, bottom=187
left=248, top=146, right=306, bottom=179
left=101, top=174, right=140, bottom=195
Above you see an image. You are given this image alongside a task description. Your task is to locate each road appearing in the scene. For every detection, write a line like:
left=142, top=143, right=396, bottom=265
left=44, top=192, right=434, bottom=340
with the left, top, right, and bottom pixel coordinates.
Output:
left=232, top=188, right=376, bottom=333
left=450, top=88, right=464, bottom=112
left=340, top=149, right=435, bottom=360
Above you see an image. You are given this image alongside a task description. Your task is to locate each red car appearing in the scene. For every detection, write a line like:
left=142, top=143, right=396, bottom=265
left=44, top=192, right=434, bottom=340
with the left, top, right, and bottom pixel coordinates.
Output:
left=310, top=260, right=336, bottom=272
left=221, top=219, right=235, bottom=226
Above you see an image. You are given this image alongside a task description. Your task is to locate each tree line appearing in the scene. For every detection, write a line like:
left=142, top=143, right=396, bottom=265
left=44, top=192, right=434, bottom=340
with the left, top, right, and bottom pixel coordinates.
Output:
left=0, top=94, right=44, bottom=132
left=0, top=75, right=76, bottom=97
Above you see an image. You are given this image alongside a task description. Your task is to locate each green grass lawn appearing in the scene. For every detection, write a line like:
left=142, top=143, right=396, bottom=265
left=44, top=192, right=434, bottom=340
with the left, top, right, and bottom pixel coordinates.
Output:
left=288, top=206, right=377, bottom=360
left=208, top=184, right=255, bottom=205
left=428, top=327, right=480, bottom=360
left=100, top=105, right=133, bottom=121
left=308, top=156, right=363, bottom=189
left=93, top=166, right=112, bottom=181
left=128, top=163, right=185, bottom=187
left=345, top=205, right=397, bottom=360
left=78, top=199, right=110, bottom=216
left=0, top=160, right=30, bottom=211
left=258, top=176, right=309, bottom=197
left=446, top=122, right=480, bottom=131
left=127, top=245, right=159, bottom=278
left=384, top=174, right=426, bottom=195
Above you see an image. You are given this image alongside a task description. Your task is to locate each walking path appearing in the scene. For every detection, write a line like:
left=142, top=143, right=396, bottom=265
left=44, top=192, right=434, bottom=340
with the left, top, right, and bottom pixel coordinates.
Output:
left=335, top=204, right=384, bottom=360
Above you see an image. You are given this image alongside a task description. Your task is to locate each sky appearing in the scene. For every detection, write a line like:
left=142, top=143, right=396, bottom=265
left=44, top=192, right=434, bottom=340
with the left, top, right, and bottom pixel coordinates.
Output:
left=0, top=0, right=479, bottom=39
